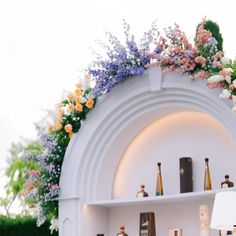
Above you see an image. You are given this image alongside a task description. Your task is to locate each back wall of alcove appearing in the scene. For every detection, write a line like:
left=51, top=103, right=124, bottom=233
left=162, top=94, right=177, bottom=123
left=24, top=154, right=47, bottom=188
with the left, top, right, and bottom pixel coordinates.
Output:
left=113, top=111, right=236, bottom=199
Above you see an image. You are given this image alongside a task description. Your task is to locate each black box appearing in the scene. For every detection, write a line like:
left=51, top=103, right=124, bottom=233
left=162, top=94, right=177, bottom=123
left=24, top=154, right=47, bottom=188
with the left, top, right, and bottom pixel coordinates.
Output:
left=179, top=157, right=193, bottom=193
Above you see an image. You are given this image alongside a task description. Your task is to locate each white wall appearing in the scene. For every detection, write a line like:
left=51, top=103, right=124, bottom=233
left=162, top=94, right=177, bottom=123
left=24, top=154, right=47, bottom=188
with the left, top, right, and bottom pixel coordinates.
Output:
left=113, top=111, right=236, bottom=198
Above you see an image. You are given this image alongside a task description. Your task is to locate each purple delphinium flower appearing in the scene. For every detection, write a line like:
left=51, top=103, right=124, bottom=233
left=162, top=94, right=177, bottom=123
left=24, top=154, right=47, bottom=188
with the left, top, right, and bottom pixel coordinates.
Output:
left=184, top=49, right=194, bottom=58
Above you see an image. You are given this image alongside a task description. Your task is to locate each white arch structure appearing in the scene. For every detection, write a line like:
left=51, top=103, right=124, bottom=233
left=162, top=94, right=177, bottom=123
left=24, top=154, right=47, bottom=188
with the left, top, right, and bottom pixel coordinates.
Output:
left=59, top=67, right=236, bottom=236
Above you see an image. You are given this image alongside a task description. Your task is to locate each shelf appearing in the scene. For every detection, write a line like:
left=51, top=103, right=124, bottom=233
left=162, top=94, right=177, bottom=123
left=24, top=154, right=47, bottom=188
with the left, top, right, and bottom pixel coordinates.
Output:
left=87, top=187, right=236, bottom=207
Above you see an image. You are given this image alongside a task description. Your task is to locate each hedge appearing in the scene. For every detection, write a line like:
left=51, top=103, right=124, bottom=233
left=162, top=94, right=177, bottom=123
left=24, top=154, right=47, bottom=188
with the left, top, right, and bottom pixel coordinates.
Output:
left=0, top=215, right=58, bottom=236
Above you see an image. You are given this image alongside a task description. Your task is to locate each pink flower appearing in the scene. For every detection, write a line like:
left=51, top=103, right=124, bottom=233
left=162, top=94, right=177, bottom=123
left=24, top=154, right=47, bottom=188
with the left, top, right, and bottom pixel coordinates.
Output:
left=196, top=25, right=212, bottom=45
left=213, top=61, right=223, bottom=69
left=212, top=52, right=223, bottom=60
left=195, top=70, right=209, bottom=79
left=219, top=69, right=231, bottom=78
left=194, top=56, right=206, bottom=66
left=207, top=82, right=224, bottom=89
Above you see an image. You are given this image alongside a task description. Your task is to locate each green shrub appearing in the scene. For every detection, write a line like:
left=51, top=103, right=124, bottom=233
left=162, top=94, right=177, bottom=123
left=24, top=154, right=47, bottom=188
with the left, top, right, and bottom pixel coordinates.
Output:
left=0, top=215, right=58, bottom=236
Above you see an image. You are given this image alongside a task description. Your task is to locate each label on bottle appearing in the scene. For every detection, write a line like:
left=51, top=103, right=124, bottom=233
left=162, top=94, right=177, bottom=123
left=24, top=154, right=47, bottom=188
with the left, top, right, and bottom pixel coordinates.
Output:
left=137, top=192, right=144, bottom=198
left=140, top=229, right=148, bottom=236
left=221, top=183, right=228, bottom=188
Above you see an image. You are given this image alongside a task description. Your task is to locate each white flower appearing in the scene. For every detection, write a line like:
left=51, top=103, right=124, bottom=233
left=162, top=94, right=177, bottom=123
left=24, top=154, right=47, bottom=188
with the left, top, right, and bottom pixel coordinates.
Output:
left=49, top=217, right=59, bottom=233
left=80, top=97, right=87, bottom=104
left=221, top=57, right=230, bottom=65
left=232, top=105, right=236, bottom=113
left=219, top=89, right=231, bottom=99
left=207, top=75, right=224, bottom=83
left=225, top=76, right=231, bottom=84
left=233, top=80, right=236, bottom=88
left=232, top=95, right=236, bottom=105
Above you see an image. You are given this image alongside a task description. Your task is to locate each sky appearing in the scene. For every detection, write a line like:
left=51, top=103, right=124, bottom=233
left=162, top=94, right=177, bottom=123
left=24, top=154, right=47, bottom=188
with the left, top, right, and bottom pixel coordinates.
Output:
left=0, top=0, right=236, bottom=211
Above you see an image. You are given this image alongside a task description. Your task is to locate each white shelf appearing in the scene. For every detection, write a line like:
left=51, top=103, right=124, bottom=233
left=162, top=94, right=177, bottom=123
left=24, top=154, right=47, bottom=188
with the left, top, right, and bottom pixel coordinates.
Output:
left=87, top=187, right=236, bottom=207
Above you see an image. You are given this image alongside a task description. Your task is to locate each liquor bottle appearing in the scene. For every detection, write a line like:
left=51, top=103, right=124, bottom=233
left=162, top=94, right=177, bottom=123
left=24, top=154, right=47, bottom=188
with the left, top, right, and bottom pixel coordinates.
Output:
left=139, top=212, right=156, bottom=236
left=199, top=205, right=210, bottom=236
left=221, top=175, right=234, bottom=188
left=233, top=225, right=236, bottom=236
left=204, top=158, right=212, bottom=190
left=136, top=184, right=149, bottom=198
left=156, top=162, right=163, bottom=196
left=179, top=157, right=193, bottom=193
left=116, top=225, right=128, bottom=236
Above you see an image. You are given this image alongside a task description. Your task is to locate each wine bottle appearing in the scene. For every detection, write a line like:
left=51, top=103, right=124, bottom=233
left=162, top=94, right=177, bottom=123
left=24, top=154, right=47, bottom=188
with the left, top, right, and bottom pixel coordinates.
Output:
left=156, top=162, right=163, bottom=196
left=204, top=158, right=212, bottom=190
left=139, top=212, right=156, bottom=236
left=116, top=225, right=128, bottom=236
left=221, top=175, right=234, bottom=188
left=136, top=184, right=149, bottom=198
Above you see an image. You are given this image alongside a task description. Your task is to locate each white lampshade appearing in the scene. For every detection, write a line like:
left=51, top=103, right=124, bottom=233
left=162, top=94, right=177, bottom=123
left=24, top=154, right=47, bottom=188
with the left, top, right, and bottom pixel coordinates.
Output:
left=211, top=191, right=236, bottom=231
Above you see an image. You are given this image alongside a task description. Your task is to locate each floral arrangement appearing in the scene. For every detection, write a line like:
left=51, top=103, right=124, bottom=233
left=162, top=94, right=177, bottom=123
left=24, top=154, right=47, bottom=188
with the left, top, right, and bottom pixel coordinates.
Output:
left=23, top=18, right=236, bottom=229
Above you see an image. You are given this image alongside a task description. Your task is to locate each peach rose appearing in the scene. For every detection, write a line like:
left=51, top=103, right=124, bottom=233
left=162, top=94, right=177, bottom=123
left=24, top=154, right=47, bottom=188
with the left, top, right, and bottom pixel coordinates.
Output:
left=75, top=103, right=83, bottom=112
left=65, top=124, right=73, bottom=133
left=68, top=104, right=75, bottom=112
left=55, top=122, right=62, bottom=130
left=47, top=123, right=53, bottom=131
left=86, top=99, right=94, bottom=109
left=58, top=107, right=64, bottom=115
left=75, top=97, right=81, bottom=104
left=76, top=82, right=82, bottom=88
left=75, top=88, right=82, bottom=96
left=67, top=92, right=74, bottom=100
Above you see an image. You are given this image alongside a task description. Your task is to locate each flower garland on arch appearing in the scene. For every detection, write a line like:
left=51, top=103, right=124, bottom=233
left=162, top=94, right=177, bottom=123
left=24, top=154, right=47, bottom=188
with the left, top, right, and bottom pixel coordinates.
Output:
left=24, top=18, right=236, bottom=227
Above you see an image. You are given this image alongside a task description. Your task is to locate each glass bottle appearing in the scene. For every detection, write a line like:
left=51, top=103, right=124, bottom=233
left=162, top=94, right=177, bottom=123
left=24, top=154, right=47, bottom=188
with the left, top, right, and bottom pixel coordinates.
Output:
left=204, top=158, right=212, bottom=190
left=156, top=162, right=163, bottom=196
left=221, top=175, right=234, bottom=188
left=116, top=225, right=128, bottom=236
left=136, top=184, right=149, bottom=198
left=233, top=225, right=236, bottom=236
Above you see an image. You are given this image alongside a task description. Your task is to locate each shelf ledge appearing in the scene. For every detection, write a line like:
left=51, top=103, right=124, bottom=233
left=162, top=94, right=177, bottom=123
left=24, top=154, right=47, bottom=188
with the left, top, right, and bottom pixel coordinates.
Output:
left=86, top=188, right=236, bottom=207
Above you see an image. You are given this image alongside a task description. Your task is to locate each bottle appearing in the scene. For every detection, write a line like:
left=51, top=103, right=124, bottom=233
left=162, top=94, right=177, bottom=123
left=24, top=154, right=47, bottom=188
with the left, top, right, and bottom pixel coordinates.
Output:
left=139, top=212, right=156, bottom=236
left=156, top=162, right=163, bottom=196
left=136, top=184, right=149, bottom=198
left=116, top=225, right=128, bottom=236
left=221, top=175, right=234, bottom=188
left=204, top=158, right=212, bottom=190
left=233, top=225, right=236, bottom=236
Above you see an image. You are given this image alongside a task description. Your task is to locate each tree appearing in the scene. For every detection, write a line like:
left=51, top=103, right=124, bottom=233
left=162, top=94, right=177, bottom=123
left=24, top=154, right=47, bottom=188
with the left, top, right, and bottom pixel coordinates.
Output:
left=2, top=139, right=43, bottom=216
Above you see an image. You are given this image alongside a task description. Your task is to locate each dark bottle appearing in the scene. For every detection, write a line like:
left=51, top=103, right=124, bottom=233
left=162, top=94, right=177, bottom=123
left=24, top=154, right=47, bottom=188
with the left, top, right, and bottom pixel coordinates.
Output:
left=116, top=225, right=128, bottom=236
left=179, top=157, right=193, bottom=193
left=139, top=212, right=156, bottom=236
left=221, top=175, right=234, bottom=188
left=204, top=158, right=212, bottom=190
left=156, top=162, right=163, bottom=196
left=136, top=184, right=149, bottom=198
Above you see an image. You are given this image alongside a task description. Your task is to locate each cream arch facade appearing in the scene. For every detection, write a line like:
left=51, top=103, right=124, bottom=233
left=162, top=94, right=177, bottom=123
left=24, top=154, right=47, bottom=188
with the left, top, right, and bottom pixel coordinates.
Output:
left=59, top=67, right=236, bottom=236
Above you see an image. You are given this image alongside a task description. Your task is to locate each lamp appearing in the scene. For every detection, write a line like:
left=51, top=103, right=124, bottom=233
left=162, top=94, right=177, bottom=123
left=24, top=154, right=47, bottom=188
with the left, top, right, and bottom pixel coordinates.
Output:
left=211, top=191, right=236, bottom=231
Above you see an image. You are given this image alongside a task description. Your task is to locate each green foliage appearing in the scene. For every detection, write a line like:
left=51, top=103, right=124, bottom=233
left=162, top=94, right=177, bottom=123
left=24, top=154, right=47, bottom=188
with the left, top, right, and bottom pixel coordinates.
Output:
left=0, top=215, right=58, bottom=236
left=204, top=20, right=223, bottom=51
left=3, top=139, right=43, bottom=215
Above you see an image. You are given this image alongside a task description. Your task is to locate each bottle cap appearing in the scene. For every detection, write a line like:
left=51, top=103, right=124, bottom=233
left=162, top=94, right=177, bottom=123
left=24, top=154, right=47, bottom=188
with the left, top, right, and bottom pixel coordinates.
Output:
left=140, top=184, right=145, bottom=188
left=205, top=158, right=209, bottom=162
left=157, top=162, right=161, bottom=166
left=120, top=224, right=125, bottom=230
left=225, top=175, right=229, bottom=179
